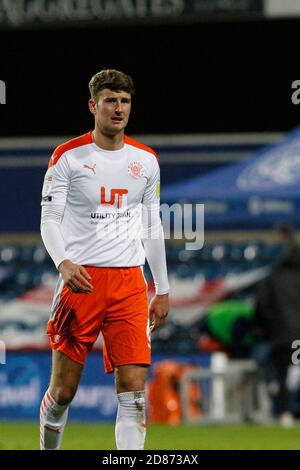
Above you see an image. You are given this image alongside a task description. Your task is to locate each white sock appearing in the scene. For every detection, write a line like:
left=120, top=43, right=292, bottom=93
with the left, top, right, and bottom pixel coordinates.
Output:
left=115, top=391, right=146, bottom=450
left=40, top=389, right=69, bottom=450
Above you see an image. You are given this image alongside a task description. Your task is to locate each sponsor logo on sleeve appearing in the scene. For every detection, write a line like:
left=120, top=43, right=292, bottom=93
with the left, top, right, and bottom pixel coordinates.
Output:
left=156, top=181, right=160, bottom=198
left=42, top=175, right=53, bottom=202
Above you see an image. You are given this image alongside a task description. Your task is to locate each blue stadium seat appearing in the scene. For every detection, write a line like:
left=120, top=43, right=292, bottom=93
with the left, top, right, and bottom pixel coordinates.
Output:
left=0, top=244, right=21, bottom=265
left=20, top=244, right=36, bottom=264
left=229, top=242, right=248, bottom=262
left=211, top=241, right=232, bottom=262
left=243, top=240, right=265, bottom=261
left=197, top=244, right=213, bottom=262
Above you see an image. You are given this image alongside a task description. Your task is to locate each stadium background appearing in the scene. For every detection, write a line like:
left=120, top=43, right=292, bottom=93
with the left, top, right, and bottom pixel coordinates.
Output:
left=1, top=0, right=300, bottom=449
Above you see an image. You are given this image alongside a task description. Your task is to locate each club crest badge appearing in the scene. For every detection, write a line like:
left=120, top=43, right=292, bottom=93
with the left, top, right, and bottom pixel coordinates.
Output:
left=128, top=161, right=145, bottom=179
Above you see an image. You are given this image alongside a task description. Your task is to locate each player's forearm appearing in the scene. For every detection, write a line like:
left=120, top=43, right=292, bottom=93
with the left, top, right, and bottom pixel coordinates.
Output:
left=40, top=205, right=68, bottom=269
left=143, top=223, right=169, bottom=295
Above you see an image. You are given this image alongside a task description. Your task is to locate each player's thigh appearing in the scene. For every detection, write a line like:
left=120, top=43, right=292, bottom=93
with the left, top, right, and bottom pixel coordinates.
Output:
left=49, top=350, right=84, bottom=403
left=115, top=364, right=149, bottom=393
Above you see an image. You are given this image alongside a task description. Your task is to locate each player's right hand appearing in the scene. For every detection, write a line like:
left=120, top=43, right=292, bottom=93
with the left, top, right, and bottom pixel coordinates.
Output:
left=58, top=259, right=93, bottom=294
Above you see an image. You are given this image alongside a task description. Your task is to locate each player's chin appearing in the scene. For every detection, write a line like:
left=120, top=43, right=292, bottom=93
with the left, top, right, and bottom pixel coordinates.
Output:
left=112, top=118, right=128, bottom=128
left=111, top=119, right=124, bottom=127
left=108, top=124, right=124, bottom=135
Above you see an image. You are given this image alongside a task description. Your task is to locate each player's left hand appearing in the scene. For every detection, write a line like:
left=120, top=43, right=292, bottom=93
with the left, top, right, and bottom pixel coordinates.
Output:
left=149, top=293, right=169, bottom=332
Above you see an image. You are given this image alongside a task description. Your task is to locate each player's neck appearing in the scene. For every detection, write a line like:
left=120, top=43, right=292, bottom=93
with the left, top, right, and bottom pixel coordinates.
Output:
left=92, top=129, right=124, bottom=151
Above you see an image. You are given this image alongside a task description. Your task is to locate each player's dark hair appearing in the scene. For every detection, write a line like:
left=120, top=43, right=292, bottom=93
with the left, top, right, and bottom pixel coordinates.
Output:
left=89, top=69, right=135, bottom=102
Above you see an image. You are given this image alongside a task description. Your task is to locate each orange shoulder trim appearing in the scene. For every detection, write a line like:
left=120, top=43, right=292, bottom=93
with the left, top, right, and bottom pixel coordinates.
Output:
left=124, top=135, right=158, bottom=162
left=48, top=131, right=93, bottom=168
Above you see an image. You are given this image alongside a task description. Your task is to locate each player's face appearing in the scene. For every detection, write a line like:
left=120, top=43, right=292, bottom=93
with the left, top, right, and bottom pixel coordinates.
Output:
left=92, top=89, right=131, bottom=136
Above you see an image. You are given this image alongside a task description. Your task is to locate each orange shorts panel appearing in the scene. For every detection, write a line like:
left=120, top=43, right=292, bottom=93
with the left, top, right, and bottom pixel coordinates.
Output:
left=49, top=335, right=94, bottom=365
left=47, top=266, right=150, bottom=372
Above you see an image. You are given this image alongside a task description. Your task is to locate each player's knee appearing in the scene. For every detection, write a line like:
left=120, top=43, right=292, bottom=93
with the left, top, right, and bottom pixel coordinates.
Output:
left=50, top=384, right=77, bottom=405
left=115, top=365, right=148, bottom=392
left=117, top=375, right=146, bottom=392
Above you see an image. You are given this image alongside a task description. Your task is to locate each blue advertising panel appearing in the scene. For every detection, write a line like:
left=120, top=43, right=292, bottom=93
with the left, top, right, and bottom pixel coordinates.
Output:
left=0, top=352, right=210, bottom=421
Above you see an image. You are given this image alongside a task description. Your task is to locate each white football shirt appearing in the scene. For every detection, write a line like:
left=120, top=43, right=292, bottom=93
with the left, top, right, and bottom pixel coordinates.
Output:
left=41, top=131, right=160, bottom=268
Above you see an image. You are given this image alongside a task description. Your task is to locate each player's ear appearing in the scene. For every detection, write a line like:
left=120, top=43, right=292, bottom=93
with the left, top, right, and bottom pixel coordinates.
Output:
left=88, top=99, right=96, bottom=115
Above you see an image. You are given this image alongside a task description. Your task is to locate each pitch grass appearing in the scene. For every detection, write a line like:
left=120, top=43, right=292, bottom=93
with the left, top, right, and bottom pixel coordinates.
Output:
left=1, top=422, right=300, bottom=450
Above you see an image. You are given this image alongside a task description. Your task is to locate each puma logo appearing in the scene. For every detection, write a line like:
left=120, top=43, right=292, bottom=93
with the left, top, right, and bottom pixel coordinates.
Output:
left=83, top=163, right=96, bottom=174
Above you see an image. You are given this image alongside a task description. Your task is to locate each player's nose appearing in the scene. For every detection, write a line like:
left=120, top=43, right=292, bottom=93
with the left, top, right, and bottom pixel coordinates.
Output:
left=115, top=101, right=123, bottom=113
